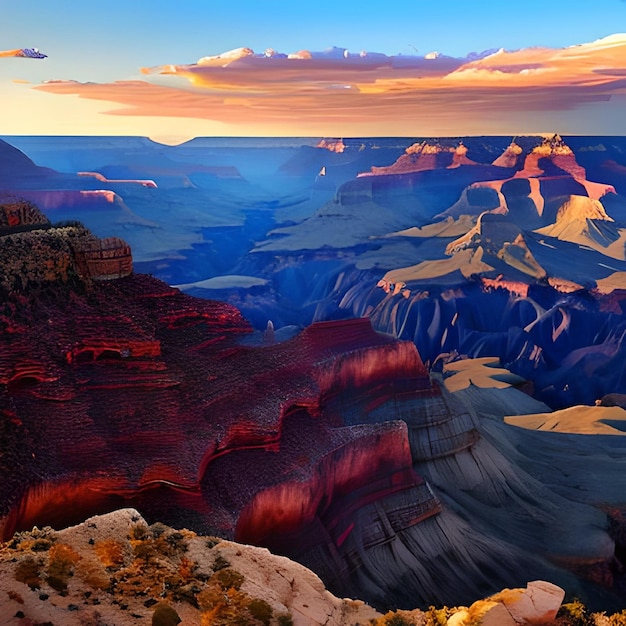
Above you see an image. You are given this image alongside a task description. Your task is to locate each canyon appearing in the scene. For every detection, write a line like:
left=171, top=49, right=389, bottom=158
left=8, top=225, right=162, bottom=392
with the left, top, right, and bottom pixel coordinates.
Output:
left=2, top=134, right=626, bottom=617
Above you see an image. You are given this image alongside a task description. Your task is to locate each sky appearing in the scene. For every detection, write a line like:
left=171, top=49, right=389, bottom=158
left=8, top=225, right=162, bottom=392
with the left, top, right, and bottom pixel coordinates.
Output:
left=2, top=0, right=626, bottom=141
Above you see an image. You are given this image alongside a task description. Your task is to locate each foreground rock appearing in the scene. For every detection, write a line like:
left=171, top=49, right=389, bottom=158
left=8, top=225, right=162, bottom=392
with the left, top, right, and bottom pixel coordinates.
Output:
left=448, top=581, right=565, bottom=625
left=8, top=508, right=626, bottom=625
left=0, top=509, right=380, bottom=626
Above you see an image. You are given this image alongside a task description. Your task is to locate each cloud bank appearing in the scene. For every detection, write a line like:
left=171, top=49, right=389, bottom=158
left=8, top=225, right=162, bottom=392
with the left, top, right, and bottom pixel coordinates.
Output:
left=34, top=35, right=626, bottom=136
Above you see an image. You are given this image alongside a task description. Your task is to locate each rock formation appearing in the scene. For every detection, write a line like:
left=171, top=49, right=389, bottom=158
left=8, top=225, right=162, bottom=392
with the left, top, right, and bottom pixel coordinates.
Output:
left=514, top=134, right=586, bottom=179
left=316, top=138, right=346, bottom=153
left=0, top=199, right=132, bottom=290
left=0, top=197, right=50, bottom=231
left=0, top=138, right=55, bottom=184
left=1, top=205, right=475, bottom=608
left=4, top=135, right=626, bottom=614
left=0, top=508, right=380, bottom=626
left=448, top=581, right=565, bottom=626
left=535, top=195, right=626, bottom=259
left=5, top=508, right=603, bottom=626
left=74, top=236, right=133, bottom=280
left=492, top=139, right=523, bottom=168
left=448, top=143, right=478, bottom=169
left=3, top=200, right=620, bottom=612
left=360, top=141, right=457, bottom=176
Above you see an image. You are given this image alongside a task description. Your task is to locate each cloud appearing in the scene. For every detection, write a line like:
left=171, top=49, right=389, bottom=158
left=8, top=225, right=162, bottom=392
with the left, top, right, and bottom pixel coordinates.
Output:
left=34, top=37, right=626, bottom=135
left=0, top=48, right=47, bottom=59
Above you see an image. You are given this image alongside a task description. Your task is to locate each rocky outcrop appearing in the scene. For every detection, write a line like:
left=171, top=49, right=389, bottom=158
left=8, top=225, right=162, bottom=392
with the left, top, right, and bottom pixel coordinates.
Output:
left=448, top=143, right=478, bottom=169
left=316, top=138, right=346, bottom=153
left=493, top=140, right=523, bottom=168
left=75, top=236, right=133, bottom=280
left=515, top=134, right=586, bottom=179
left=360, top=141, right=456, bottom=175
left=440, top=213, right=546, bottom=280
left=535, top=195, right=626, bottom=259
left=449, top=581, right=564, bottom=626
left=0, top=508, right=381, bottom=626
left=0, top=199, right=133, bottom=291
left=441, top=184, right=506, bottom=218
left=0, top=197, right=50, bottom=232
left=0, top=508, right=586, bottom=626
left=0, top=138, right=55, bottom=184
left=359, top=141, right=483, bottom=177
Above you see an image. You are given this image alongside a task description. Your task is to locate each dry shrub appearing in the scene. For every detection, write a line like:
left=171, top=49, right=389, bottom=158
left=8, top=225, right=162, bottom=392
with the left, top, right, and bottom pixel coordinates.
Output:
left=196, top=567, right=271, bottom=626
left=94, top=539, right=126, bottom=570
left=75, top=556, right=111, bottom=591
left=558, top=600, right=594, bottom=626
left=47, top=542, right=81, bottom=592
left=178, top=556, right=196, bottom=580
left=15, top=556, right=43, bottom=589
left=214, top=567, right=245, bottom=591
left=199, top=587, right=256, bottom=626
left=248, top=598, right=273, bottom=625
left=606, top=611, right=626, bottom=626
left=375, top=611, right=423, bottom=626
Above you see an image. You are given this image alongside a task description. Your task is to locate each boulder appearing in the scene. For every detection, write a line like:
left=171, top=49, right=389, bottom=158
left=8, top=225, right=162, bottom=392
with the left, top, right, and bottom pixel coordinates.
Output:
left=492, top=580, right=565, bottom=625
left=466, top=599, right=518, bottom=626
left=449, top=581, right=566, bottom=625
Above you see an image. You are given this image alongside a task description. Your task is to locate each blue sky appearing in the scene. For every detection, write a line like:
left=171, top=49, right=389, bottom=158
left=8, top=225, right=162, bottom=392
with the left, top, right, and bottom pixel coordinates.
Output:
left=5, top=0, right=626, bottom=78
left=3, top=0, right=626, bottom=138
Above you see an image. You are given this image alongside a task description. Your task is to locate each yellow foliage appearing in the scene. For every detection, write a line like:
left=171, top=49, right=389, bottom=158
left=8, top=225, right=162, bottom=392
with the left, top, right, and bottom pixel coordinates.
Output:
left=47, top=542, right=81, bottom=592
left=75, top=556, right=111, bottom=590
left=48, top=542, right=80, bottom=566
left=178, top=556, right=195, bottom=580
left=94, top=539, right=126, bottom=569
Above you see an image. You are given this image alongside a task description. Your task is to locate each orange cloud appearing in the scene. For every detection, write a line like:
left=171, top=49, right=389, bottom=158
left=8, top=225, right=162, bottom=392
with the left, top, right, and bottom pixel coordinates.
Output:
left=35, top=36, right=626, bottom=136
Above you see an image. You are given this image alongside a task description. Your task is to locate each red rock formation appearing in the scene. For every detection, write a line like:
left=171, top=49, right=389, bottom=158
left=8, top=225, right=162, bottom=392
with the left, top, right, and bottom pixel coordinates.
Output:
left=0, top=261, right=438, bottom=549
left=0, top=201, right=133, bottom=289
left=8, top=189, right=122, bottom=210
left=317, top=138, right=346, bottom=153
left=359, top=142, right=458, bottom=176
left=492, top=140, right=523, bottom=168
left=515, top=134, right=586, bottom=179
left=74, top=237, right=133, bottom=280
left=0, top=197, right=50, bottom=230
left=0, top=232, right=453, bottom=609
left=78, top=171, right=158, bottom=187
left=448, top=143, right=478, bottom=168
